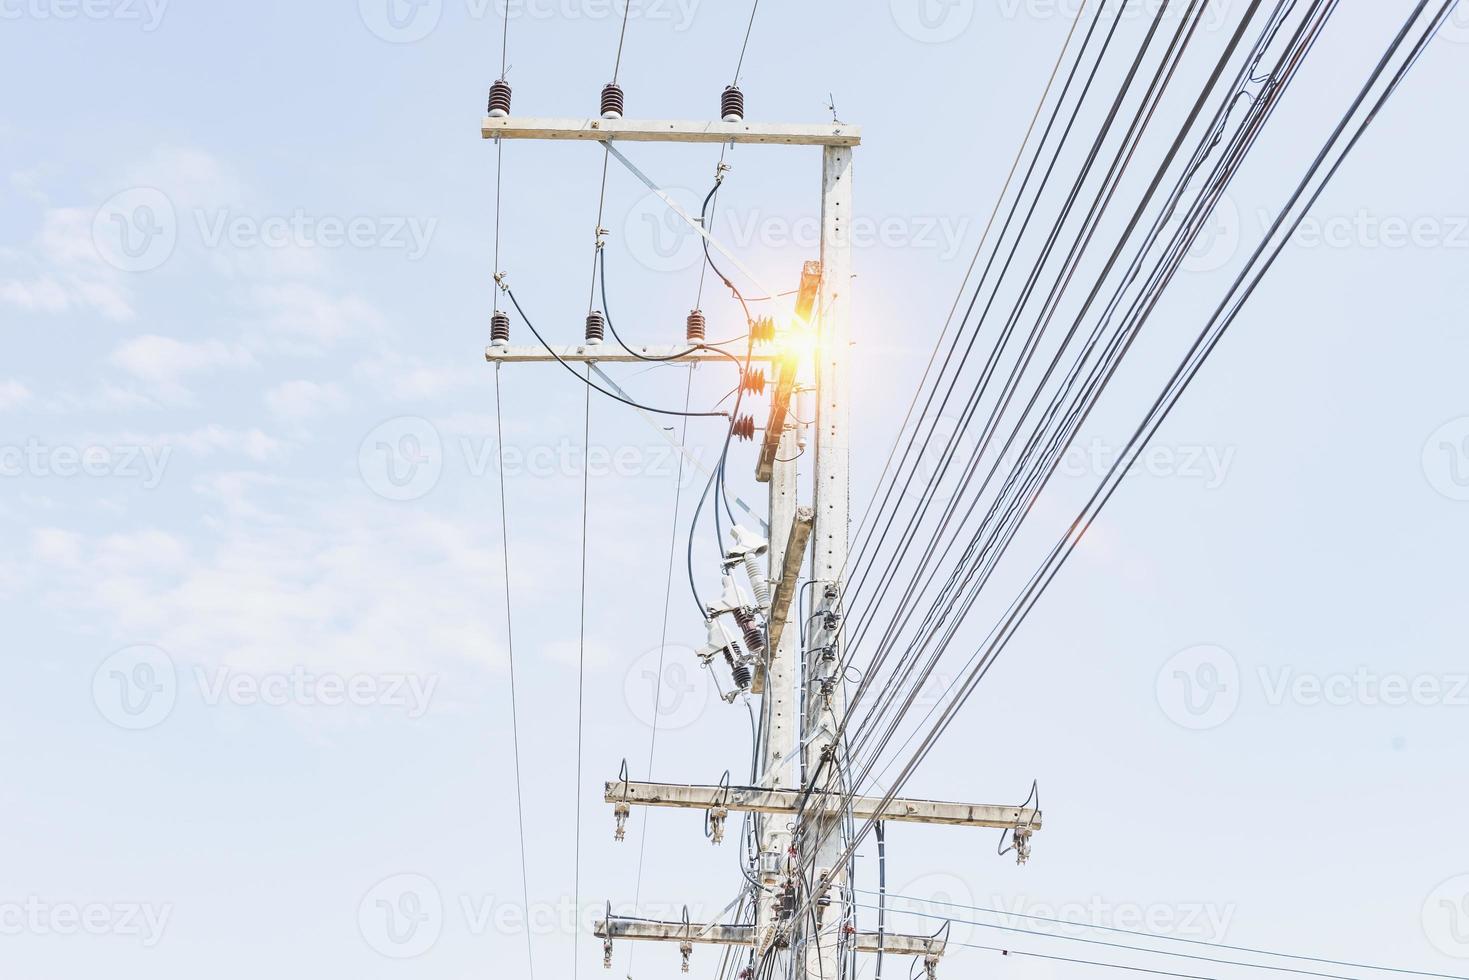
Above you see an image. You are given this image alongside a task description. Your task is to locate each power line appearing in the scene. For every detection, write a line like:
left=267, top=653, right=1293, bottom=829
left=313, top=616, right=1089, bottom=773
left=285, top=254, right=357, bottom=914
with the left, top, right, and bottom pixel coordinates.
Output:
left=572, top=375, right=592, bottom=980
left=827, top=0, right=1447, bottom=907
left=847, top=0, right=1096, bottom=571
left=493, top=366, right=537, bottom=980
left=948, top=939, right=1220, bottom=980
left=857, top=891, right=1469, bottom=980
left=732, top=0, right=761, bottom=86
left=840, top=0, right=1283, bottom=775
left=610, top=0, right=633, bottom=83
left=854, top=901, right=1398, bottom=980
left=784, top=0, right=1447, bottom=929
left=626, top=365, right=696, bottom=979
left=501, top=286, right=731, bottom=419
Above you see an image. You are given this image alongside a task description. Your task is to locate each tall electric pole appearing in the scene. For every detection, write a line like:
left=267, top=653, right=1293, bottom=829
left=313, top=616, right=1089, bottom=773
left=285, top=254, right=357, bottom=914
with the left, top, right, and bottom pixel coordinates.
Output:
left=482, top=111, right=1040, bottom=979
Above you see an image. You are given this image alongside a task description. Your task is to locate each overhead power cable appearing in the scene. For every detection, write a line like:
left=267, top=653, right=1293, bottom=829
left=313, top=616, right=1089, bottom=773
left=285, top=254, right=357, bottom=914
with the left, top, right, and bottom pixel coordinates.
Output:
left=500, top=287, right=730, bottom=419
left=803, top=0, right=1451, bottom=925
left=857, top=890, right=1469, bottom=980
left=838, top=0, right=1280, bottom=773
left=847, top=0, right=1098, bottom=564
left=625, top=366, right=697, bottom=980
left=493, top=368, right=536, bottom=980
left=854, top=901, right=1401, bottom=980
left=571, top=377, right=591, bottom=980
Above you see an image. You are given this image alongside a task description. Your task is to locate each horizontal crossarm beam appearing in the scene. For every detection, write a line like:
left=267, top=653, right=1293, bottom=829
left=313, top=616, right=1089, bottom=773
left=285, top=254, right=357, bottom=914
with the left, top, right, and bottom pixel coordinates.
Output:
left=483, top=117, right=861, bottom=147
left=486, top=344, right=779, bottom=364
left=595, top=917, right=943, bottom=956
left=605, top=780, right=1042, bottom=830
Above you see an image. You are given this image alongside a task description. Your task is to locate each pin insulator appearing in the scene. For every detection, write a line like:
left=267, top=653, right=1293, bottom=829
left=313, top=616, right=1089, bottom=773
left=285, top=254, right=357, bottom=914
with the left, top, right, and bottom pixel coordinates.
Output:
left=721, top=85, right=745, bottom=123
left=585, top=310, right=606, bottom=344
left=734, top=608, right=765, bottom=654
left=487, top=79, right=512, bottom=118
left=731, top=415, right=756, bottom=441
left=730, top=660, right=752, bottom=691
left=600, top=82, right=625, bottom=120
left=686, top=309, right=706, bottom=343
left=490, top=310, right=511, bottom=346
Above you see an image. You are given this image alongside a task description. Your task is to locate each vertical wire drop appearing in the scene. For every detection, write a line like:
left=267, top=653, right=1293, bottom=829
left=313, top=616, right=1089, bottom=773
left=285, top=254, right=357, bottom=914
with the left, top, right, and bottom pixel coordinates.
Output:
left=572, top=373, right=592, bottom=980
left=626, top=365, right=696, bottom=978
left=495, top=367, right=536, bottom=980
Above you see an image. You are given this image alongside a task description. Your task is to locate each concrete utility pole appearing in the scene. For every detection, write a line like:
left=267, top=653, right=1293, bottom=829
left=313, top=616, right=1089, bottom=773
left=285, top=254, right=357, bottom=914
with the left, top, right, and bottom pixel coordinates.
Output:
left=484, top=110, right=1040, bottom=980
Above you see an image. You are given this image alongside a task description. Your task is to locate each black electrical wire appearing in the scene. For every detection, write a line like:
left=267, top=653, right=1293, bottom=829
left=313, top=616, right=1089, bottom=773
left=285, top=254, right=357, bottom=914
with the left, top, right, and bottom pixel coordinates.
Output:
left=795, top=0, right=1196, bottom=833
left=843, top=0, right=1188, bottom=700
left=598, top=248, right=745, bottom=366
left=809, top=0, right=1449, bottom=915
left=874, top=821, right=886, bottom=980
left=843, top=0, right=1115, bottom=619
left=839, top=0, right=1297, bottom=766
left=682, top=171, right=761, bottom=617
left=624, top=365, right=696, bottom=980
left=859, top=891, right=1469, bottom=980
left=793, top=0, right=1410, bottom=910
left=571, top=377, right=591, bottom=980
left=855, top=901, right=1391, bottom=980
left=843, top=0, right=1328, bottom=791
left=501, top=287, right=729, bottom=419
left=840, top=0, right=1274, bottom=768
left=492, top=367, right=537, bottom=980
left=840, top=0, right=1333, bottom=781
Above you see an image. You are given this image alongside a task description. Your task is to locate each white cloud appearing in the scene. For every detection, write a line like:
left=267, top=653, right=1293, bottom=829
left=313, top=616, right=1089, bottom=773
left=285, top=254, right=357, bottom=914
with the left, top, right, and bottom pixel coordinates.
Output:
left=31, top=528, right=84, bottom=566
left=9, top=167, right=51, bottom=206
left=0, top=207, right=134, bottom=321
left=0, top=277, right=70, bottom=314
left=355, top=350, right=477, bottom=402
left=265, top=380, right=349, bottom=421
left=252, top=284, right=384, bottom=351
left=0, top=380, right=32, bottom=409
left=107, top=426, right=286, bottom=463
left=43, top=384, right=166, bottom=414
left=119, top=146, right=243, bottom=213
left=110, top=334, right=255, bottom=385
left=27, top=495, right=514, bottom=676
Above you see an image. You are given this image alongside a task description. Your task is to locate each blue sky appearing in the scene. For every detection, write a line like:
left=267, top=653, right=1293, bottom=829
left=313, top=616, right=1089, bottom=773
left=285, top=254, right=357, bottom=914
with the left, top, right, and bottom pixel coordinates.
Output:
left=2, top=1, right=1468, bottom=978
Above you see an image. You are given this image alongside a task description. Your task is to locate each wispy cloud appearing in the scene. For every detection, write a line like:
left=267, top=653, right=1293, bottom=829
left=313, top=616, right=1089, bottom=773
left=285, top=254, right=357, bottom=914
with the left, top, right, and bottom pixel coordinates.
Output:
left=26, top=491, right=514, bottom=676
left=264, top=380, right=349, bottom=422
left=0, top=207, right=135, bottom=321
left=0, top=380, right=32, bottom=410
